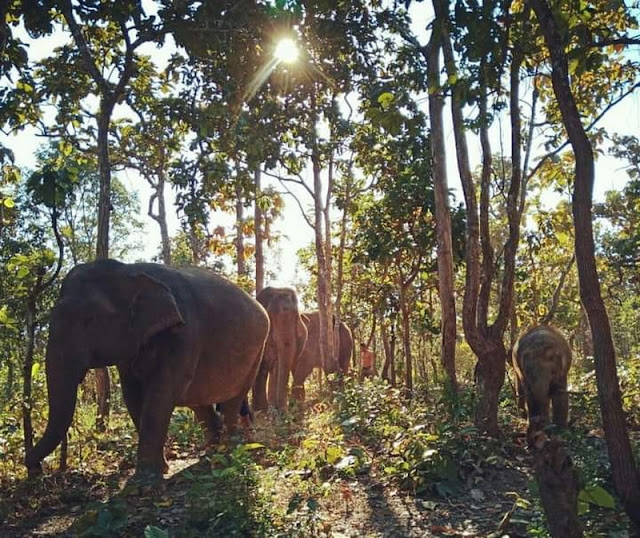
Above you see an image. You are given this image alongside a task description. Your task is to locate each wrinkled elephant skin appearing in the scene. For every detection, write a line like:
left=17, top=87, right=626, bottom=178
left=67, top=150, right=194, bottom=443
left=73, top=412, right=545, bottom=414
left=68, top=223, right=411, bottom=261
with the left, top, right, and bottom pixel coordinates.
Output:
left=292, top=311, right=353, bottom=402
left=253, top=287, right=307, bottom=411
left=512, top=325, right=572, bottom=444
left=25, top=259, right=269, bottom=478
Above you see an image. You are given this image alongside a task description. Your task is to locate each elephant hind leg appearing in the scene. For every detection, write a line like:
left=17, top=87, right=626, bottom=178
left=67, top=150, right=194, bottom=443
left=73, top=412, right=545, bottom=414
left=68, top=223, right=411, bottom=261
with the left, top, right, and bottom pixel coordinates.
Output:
left=191, top=405, right=223, bottom=446
left=551, top=383, right=570, bottom=429
left=218, top=395, right=246, bottom=439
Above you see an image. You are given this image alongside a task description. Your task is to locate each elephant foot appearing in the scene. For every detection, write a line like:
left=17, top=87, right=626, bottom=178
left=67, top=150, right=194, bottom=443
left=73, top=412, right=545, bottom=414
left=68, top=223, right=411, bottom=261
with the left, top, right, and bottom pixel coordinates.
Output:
left=126, top=469, right=166, bottom=496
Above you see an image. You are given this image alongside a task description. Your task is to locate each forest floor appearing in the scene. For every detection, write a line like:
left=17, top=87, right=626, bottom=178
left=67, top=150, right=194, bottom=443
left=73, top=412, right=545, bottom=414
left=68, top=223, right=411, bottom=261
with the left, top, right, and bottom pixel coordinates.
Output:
left=0, top=378, right=635, bottom=537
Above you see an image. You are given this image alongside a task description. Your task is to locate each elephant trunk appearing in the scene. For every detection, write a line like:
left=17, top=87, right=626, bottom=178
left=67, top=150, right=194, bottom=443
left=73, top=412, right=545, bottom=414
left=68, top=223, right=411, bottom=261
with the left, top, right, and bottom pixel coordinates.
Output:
left=25, top=347, right=81, bottom=473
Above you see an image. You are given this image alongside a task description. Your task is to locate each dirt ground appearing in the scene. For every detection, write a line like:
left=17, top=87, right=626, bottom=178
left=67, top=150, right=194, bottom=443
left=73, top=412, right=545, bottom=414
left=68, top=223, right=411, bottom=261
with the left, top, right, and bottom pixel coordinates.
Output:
left=1, top=423, right=537, bottom=537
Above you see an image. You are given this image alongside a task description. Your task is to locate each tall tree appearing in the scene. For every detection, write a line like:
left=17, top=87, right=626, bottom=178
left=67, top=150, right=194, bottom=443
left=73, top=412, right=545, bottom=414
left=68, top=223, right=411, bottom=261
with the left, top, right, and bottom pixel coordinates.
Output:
left=531, top=0, right=640, bottom=525
left=54, top=0, right=166, bottom=429
left=425, top=3, right=458, bottom=395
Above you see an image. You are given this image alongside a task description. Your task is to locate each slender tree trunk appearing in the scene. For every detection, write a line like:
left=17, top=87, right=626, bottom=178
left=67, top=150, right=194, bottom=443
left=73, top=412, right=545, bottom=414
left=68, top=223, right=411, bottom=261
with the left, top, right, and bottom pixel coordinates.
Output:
left=94, top=98, right=116, bottom=432
left=5, top=355, right=14, bottom=402
left=390, top=322, right=397, bottom=387
left=235, top=177, right=246, bottom=279
left=254, top=167, right=264, bottom=294
left=334, top=171, right=351, bottom=325
left=398, top=275, right=413, bottom=396
left=156, top=170, right=171, bottom=265
left=324, top=152, right=335, bottom=367
left=22, top=293, right=38, bottom=454
left=381, top=321, right=392, bottom=381
left=311, top=101, right=333, bottom=374
left=531, top=0, right=640, bottom=524
left=426, top=13, right=458, bottom=395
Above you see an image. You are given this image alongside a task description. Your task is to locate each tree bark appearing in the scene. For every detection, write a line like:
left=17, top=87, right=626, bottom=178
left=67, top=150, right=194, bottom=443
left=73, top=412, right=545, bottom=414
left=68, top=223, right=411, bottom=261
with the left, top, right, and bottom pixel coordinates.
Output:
left=22, top=292, right=37, bottom=454
left=435, top=0, right=524, bottom=434
left=254, top=167, right=264, bottom=294
left=154, top=167, right=171, bottom=265
left=235, top=174, right=246, bottom=278
left=426, top=10, right=458, bottom=395
left=381, top=321, right=392, bottom=381
left=531, top=0, right=640, bottom=525
left=398, top=273, right=413, bottom=396
left=311, top=97, right=334, bottom=374
left=533, top=437, right=583, bottom=537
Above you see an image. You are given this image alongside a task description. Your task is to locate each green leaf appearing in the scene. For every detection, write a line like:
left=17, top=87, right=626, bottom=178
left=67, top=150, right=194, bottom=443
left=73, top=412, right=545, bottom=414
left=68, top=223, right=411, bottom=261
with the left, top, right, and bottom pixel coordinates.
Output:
left=144, top=526, right=169, bottom=538
left=241, top=442, right=265, bottom=451
left=3, top=198, right=15, bottom=208
left=579, top=485, right=615, bottom=509
left=377, top=91, right=395, bottom=110
left=326, top=445, right=344, bottom=464
left=32, top=362, right=40, bottom=379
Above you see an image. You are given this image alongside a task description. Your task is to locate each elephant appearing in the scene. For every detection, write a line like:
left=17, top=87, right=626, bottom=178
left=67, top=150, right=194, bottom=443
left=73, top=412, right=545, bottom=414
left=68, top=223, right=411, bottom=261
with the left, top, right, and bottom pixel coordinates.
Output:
left=252, top=287, right=308, bottom=411
left=512, top=325, right=572, bottom=444
left=291, top=311, right=353, bottom=402
left=25, top=259, right=269, bottom=479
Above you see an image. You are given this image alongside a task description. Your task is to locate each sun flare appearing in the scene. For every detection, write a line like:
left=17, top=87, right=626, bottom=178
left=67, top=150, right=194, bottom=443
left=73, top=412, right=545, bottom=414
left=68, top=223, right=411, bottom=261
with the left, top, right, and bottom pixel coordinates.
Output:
left=274, top=38, right=299, bottom=64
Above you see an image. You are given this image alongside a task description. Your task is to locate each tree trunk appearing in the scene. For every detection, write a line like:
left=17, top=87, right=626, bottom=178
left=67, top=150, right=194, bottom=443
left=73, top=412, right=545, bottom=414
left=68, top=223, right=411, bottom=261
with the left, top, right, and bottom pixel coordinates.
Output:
left=334, top=171, right=351, bottom=325
left=531, top=0, right=640, bottom=524
left=254, top=167, right=264, bottom=294
left=22, top=293, right=37, bottom=454
left=381, top=321, right=392, bottom=381
left=311, top=107, right=334, bottom=374
left=473, top=341, right=506, bottom=436
left=533, top=438, right=583, bottom=537
left=94, top=98, right=115, bottom=432
left=235, top=177, right=246, bottom=279
left=398, top=276, right=413, bottom=396
left=426, top=14, right=458, bottom=395
left=156, top=170, right=171, bottom=265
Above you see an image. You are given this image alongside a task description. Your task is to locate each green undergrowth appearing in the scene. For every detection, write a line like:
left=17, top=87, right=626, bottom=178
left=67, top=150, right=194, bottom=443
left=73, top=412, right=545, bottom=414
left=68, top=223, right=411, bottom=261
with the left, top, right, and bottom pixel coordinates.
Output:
left=334, top=376, right=636, bottom=537
left=1, top=368, right=638, bottom=536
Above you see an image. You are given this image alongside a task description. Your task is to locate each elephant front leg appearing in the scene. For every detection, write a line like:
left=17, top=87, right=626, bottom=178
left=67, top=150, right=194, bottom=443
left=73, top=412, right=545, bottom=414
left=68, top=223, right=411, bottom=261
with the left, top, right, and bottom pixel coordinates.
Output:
left=136, top=375, right=175, bottom=478
left=119, top=369, right=143, bottom=433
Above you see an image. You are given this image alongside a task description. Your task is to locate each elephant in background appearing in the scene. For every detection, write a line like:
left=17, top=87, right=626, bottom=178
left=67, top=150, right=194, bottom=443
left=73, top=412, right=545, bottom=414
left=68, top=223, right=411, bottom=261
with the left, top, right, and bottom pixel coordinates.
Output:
left=253, top=287, right=308, bottom=411
left=25, top=259, right=269, bottom=479
left=512, top=325, right=572, bottom=444
left=291, top=311, right=353, bottom=402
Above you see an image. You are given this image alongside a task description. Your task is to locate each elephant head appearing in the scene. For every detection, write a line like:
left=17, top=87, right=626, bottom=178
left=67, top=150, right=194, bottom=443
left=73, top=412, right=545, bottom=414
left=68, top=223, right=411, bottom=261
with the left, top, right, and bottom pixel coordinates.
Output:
left=25, top=259, right=184, bottom=473
left=253, top=287, right=307, bottom=411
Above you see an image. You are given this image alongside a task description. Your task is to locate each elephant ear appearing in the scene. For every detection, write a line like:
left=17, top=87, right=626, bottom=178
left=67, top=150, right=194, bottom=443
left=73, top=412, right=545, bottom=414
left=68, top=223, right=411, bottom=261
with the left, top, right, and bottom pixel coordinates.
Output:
left=129, top=273, right=185, bottom=346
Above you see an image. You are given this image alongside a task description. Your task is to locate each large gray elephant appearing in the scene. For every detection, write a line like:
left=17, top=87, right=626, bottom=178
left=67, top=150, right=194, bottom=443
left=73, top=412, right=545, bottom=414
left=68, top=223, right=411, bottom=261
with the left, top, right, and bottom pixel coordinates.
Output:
left=291, top=311, right=353, bottom=402
left=252, top=287, right=308, bottom=411
left=512, top=325, right=572, bottom=444
left=25, top=259, right=269, bottom=478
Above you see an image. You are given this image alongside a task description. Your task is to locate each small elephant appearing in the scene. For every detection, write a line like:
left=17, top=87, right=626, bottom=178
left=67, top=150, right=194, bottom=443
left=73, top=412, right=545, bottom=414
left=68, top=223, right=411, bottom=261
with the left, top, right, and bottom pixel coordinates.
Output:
left=25, top=259, right=269, bottom=478
left=252, top=287, right=308, bottom=411
left=512, top=325, right=572, bottom=443
left=291, top=311, right=353, bottom=402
